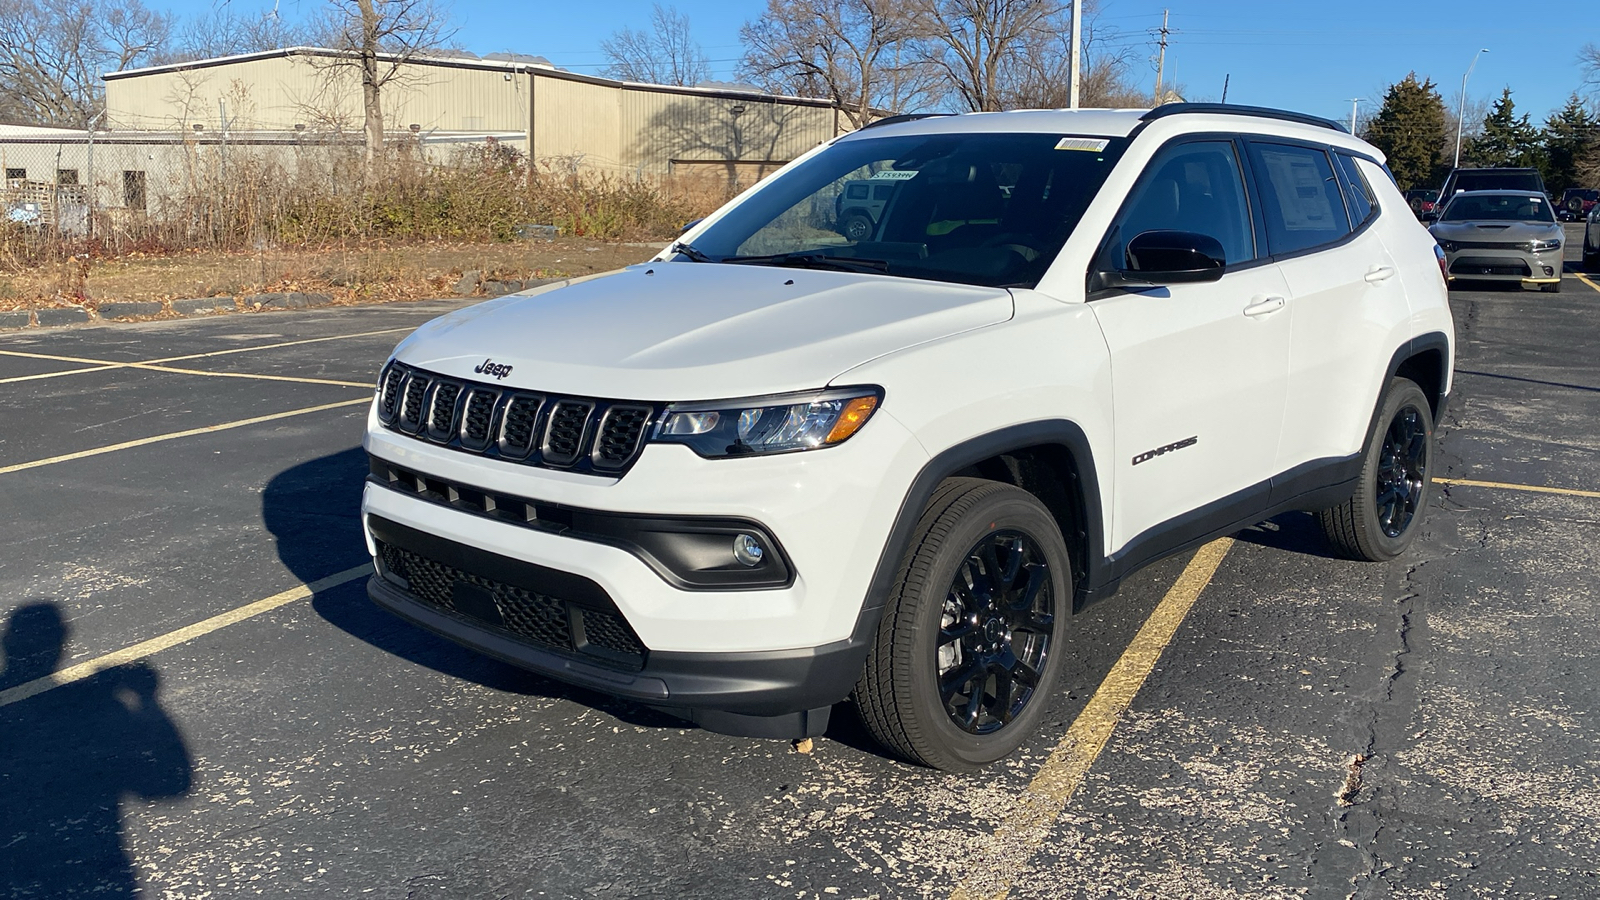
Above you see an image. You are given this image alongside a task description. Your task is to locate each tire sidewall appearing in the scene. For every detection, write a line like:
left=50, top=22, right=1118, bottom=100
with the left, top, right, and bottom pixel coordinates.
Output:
left=1355, top=379, right=1435, bottom=560
left=900, top=491, right=1072, bottom=770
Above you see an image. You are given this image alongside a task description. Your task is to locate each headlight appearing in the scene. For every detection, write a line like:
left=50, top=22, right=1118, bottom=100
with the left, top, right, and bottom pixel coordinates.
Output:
left=1527, top=238, right=1561, bottom=253
left=652, top=387, right=882, bottom=458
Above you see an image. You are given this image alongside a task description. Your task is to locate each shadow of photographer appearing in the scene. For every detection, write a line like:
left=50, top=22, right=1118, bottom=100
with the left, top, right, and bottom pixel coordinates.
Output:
left=0, top=601, right=192, bottom=898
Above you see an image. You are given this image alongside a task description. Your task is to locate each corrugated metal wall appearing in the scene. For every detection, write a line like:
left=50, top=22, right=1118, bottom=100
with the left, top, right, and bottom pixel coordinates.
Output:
left=101, top=53, right=845, bottom=178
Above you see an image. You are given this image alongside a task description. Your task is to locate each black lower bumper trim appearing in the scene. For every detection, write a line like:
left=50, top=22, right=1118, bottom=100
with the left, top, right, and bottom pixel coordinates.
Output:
left=367, top=575, right=867, bottom=735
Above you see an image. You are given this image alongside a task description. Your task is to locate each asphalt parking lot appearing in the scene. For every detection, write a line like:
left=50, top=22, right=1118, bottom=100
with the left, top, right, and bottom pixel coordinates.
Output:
left=2, top=231, right=1598, bottom=899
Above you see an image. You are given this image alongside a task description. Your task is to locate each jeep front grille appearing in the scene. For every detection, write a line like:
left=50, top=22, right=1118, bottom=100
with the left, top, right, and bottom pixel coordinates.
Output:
left=375, top=362, right=655, bottom=475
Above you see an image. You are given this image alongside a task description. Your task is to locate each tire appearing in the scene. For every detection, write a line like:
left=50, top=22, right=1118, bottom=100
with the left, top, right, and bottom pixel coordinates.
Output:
left=1319, top=377, right=1434, bottom=561
left=853, top=478, right=1071, bottom=771
left=841, top=213, right=873, bottom=242
left=1585, top=251, right=1600, bottom=274
left=1541, top=279, right=1562, bottom=293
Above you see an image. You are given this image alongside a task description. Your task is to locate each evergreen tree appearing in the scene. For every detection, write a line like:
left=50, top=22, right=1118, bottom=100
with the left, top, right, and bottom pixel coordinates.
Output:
left=1468, top=88, right=1542, bottom=168
left=1362, top=73, right=1447, bottom=191
left=1541, top=94, right=1598, bottom=195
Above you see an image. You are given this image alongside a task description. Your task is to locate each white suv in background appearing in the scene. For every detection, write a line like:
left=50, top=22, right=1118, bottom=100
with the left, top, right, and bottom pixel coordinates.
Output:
left=362, top=104, right=1454, bottom=771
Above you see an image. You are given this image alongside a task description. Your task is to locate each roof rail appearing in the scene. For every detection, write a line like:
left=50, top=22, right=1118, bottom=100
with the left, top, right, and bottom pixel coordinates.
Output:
left=859, top=113, right=953, bottom=131
left=1140, top=103, right=1348, bottom=134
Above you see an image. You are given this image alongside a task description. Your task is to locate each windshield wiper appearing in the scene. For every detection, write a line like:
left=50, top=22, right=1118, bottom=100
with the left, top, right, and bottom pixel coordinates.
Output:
left=721, top=251, right=890, bottom=274
left=669, top=241, right=715, bottom=262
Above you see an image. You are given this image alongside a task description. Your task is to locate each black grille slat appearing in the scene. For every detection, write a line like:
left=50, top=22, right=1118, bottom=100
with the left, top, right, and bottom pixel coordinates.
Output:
left=378, top=363, right=653, bottom=476
left=375, top=539, right=645, bottom=671
left=499, top=394, right=544, bottom=458
left=542, top=401, right=594, bottom=466
left=427, top=382, right=462, bottom=441
left=459, top=389, right=499, bottom=451
left=593, top=405, right=652, bottom=469
left=378, top=365, right=406, bottom=423
left=399, top=373, right=431, bottom=433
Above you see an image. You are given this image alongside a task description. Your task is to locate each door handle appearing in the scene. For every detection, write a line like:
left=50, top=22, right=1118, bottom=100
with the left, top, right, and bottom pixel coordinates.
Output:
left=1243, top=295, right=1285, bottom=317
left=1364, top=264, right=1396, bottom=283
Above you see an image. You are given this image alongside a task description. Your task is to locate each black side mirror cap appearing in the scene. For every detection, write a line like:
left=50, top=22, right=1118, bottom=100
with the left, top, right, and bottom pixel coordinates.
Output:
left=679, top=218, right=703, bottom=235
left=1109, top=230, right=1227, bottom=285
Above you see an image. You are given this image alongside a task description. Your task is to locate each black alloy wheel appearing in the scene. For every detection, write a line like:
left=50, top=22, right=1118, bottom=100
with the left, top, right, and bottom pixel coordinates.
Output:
left=1375, top=405, right=1428, bottom=539
left=1320, top=377, right=1435, bottom=561
left=936, top=530, right=1055, bottom=734
left=854, top=478, right=1072, bottom=771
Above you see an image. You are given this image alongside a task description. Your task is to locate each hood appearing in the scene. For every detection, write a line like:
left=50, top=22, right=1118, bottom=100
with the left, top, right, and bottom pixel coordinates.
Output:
left=392, top=263, right=1014, bottom=400
left=1429, top=220, right=1562, bottom=240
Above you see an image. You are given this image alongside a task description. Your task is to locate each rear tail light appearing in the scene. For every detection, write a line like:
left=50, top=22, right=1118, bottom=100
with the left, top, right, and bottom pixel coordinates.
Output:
left=1434, top=244, right=1449, bottom=284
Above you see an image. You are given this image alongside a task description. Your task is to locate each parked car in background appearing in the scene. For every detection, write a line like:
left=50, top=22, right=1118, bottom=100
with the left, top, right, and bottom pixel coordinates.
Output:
left=1433, top=167, right=1548, bottom=216
left=1584, top=203, right=1599, bottom=272
left=1404, top=189, right=1438, bottom=217
left=1556, top=188, right=1598, bottom=222
left=833, top=177, right=903, bottom=240
left=1429, top=190, right=1564, bottom=292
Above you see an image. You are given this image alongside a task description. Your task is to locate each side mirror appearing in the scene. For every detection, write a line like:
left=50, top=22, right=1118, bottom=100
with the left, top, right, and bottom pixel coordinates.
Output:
left=1110, top=230, right=1227, bottom=285
left=679, top=218, right=703, bottom=235
left=1420, top=210, right=1439, bottom=223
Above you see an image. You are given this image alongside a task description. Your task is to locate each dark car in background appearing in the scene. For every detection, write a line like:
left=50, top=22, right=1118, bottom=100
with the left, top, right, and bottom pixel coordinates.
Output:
left=1584, top=204, right=1599, bottom=272
left=1434, top=167, right=1549, bottom=216
left=1404, top=189, right=1439, bottom=217
left=1556, top=188, right=1598, bottom=222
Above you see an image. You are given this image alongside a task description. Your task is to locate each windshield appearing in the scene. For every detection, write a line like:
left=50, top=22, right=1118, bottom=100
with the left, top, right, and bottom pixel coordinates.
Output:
left=1442, top=194, right=1555, bottom=223
left=1451, top=172, right=1542, bottom=193
left=684, top=132, right=1129, bottom=288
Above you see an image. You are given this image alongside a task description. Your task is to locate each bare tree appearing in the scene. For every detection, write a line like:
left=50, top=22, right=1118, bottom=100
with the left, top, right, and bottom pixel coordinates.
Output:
left=0, top=0, right=170, bottom=125
left=601, top=4, right=709, bottom=86
left=915, top=0, right=1088, bottom=112
left=163, top=7, right=319, bottom=63
left=739, top=0, right=934, bottom=127
left=1583, top=43, right=1600, bottom=92
left=316, top=0, right=453, bottom=167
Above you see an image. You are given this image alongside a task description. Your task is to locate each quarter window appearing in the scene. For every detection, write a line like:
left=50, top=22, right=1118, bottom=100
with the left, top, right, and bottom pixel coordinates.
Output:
left=1110, top=140, right=1255, bottom=266
left=1248, top=142, right=1351, bottom=255
left=1334, top=154, right=1376, bottom=227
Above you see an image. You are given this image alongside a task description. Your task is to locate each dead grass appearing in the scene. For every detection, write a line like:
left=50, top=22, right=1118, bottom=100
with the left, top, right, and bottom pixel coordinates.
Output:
left=0, top=238, right=660, bottom=312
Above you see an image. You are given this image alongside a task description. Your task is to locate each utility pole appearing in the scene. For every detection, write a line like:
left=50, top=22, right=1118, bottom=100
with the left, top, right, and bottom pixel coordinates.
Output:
left=1348, top=98, right=1363, bottom=133
left=1454, top=48, right=1488, bottom=168
left=1154, top=9, right=1170, bottom=103
left=1069, top=0, right=1082, bottom=108
left=1221, top=74, right=1229, bottom=103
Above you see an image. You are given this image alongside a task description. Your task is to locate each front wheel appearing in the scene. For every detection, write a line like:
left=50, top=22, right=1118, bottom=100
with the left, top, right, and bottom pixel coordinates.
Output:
left=1541, top=279, right=1563, bottom=293
left=1319, top=377, right=1434, bottom=561
left=853, top=478, right=1071, bottom=771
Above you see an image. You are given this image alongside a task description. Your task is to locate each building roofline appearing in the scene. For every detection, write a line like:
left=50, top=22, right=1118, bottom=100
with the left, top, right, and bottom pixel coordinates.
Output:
left=103, top=47, right=841, bottom=109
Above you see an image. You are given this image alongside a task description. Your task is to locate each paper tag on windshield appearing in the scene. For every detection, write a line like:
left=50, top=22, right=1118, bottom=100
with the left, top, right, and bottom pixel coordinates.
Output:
left=1055, top=137, right=1110, bottom=152
left=870, top=170, right=918, bottom=181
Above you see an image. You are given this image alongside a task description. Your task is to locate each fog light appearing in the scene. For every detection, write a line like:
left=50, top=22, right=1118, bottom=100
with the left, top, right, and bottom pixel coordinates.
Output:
left=732, top=533, right=764, bottom=567
left=1543, top=266, right=1555, bottom=276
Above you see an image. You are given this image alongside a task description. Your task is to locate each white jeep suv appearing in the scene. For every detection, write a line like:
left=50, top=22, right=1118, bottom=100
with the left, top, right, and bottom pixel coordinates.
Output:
left=362, top=104, right=1454, bottom=771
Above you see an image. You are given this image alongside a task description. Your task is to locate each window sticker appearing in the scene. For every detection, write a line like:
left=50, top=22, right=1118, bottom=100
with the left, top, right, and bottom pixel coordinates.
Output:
left=870, top=170, right=918, bottom=181
left=1055, top=137, right=1111, bottom=152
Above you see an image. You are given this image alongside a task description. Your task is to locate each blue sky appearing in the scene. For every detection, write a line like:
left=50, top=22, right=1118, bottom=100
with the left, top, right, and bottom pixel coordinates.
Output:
left=190, top=0, right=1598, bottom=124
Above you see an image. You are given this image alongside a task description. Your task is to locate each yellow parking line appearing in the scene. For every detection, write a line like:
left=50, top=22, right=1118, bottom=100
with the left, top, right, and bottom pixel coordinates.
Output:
left=950, top=538, right=1235, bottom=900
left=1436, top=477, right=1600, bottom=499
left=1575, top=272, right=1600, bottom=294
left=0, top=398, right=370, bottom=476
left=0, top=564, right=373, bottom=709
left=0, top=326, right=412, bottom=377
left=132, top=363, right=373, bottom=389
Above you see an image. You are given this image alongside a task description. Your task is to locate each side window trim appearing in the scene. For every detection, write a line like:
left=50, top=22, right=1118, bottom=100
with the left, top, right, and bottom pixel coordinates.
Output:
left=1334, top=151, right=1380, bottom=228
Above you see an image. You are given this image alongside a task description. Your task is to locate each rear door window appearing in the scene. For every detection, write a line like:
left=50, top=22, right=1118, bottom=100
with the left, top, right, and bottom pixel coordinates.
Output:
left=1247, top=141, right=1352, bottom=256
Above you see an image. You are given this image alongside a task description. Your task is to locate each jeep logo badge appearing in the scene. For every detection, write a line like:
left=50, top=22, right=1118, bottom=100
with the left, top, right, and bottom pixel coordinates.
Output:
left=474, top=358, right=513, bottom=380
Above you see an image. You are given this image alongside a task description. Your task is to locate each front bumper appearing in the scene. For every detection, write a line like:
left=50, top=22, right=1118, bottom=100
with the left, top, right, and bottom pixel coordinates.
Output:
left=1443, top=245, right=1563, bottom=287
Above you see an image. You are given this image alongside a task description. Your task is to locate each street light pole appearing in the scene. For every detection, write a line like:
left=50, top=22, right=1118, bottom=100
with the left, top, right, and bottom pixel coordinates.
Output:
left=1069, top=0, right=1082, bottom=108
left=1454, top=48, right=1488, bottom=168
left=1347, top=98, right=1363, bottom=133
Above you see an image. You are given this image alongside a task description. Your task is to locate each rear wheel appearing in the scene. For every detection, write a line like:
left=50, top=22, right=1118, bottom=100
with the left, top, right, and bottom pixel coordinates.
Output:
left=1319, top=378, right=1434, bottom=561
left=854, top=478, right=1071, bottom=771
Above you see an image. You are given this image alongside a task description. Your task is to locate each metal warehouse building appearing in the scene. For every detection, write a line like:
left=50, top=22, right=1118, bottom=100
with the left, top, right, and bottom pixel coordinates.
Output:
left=100, top=47, right=849, bottom=181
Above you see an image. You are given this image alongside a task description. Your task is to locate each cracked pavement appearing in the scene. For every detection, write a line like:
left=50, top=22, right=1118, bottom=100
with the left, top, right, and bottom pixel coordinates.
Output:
left=1, top=233, right=1598, bottom=898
